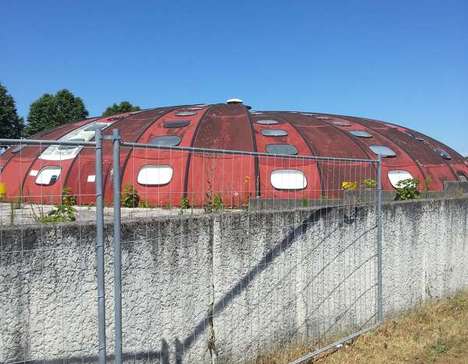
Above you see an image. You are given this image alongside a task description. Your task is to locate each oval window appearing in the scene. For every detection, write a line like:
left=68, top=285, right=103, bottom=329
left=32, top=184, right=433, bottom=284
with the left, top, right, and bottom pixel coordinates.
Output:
left=388, top=170, right=413, bottom=188
left=271, top=169, right=307, bottom=190
left=435, top=148, right=451, bottom=160
left=35, top=166, right=61, bottom=186
left=84, top=123, right=108, bottom=132
left=266, top=144, right=298, bottom=155
left=403, top=131, right=416, bottom=139
left=11, top=145, right=26, bottom=153
left=369, top=145, right=397, bottom=157
left=163, top=120, right=190, bottom=128
left=175, top=111, right=197, bottom=116
left=261, top=129, right=288, bottom=137
left=457, top=172, right=467, bottom=182
left=137, top=165, right=173, bottom=185
left=332, top=120, right=352, bottom=127
left=58, top=138, right=86, bottom=150
left=257, top=119, right=279, bottom=125
left=350, top=130, right=372, bottom=138
left=149, top=136, right=181, bottom=147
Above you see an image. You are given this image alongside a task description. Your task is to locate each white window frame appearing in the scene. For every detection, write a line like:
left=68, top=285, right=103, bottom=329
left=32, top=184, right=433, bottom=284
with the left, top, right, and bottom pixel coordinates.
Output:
left=388, top=170, right=414, bottom=188
left=35, top=166, right=62, bottom=185
left=137, top=165, right=173, bottom=186
left=271, top=169, right=307, bottom=190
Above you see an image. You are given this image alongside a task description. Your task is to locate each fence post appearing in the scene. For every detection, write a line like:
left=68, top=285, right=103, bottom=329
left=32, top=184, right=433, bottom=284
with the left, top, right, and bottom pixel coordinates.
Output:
left=95, top=129, right=107, bottom=364
left=112, top=129, right=123, bottom=364
left=376, top=155, right=383, bottom=323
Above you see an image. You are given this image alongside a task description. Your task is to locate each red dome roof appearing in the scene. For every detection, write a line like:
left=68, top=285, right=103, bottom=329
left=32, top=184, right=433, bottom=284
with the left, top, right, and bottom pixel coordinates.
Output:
left=1, top=103, right=467, bottom=207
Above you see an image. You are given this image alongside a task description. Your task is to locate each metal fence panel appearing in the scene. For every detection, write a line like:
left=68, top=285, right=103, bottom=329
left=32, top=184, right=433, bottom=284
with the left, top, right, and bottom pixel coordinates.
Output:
left=0, top=133, right=382, bottom=364
left=0, top=137, right=106, bottom=364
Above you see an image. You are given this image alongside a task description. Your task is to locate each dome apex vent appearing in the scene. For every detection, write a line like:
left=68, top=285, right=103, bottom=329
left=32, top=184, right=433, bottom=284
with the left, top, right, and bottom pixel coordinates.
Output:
left=226, top=98, right=243, bottom=104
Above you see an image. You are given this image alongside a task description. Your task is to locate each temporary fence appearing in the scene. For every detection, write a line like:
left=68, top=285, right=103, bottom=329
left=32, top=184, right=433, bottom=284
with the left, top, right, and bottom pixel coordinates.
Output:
left=0, top=130, right=383, bottom=364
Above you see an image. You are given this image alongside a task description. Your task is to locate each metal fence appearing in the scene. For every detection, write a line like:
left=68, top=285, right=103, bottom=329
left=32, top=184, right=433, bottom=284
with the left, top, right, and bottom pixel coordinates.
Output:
left=0, top=129, right=382, bottom=364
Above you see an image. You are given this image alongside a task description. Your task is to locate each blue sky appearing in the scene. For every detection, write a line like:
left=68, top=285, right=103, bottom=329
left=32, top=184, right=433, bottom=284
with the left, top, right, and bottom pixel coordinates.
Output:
left=1, top=0, right=467, bottom=154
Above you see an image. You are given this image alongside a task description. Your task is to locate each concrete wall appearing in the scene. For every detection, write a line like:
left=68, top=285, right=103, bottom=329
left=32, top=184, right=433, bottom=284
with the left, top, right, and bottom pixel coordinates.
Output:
left=0, top=197, right=467, bottom=363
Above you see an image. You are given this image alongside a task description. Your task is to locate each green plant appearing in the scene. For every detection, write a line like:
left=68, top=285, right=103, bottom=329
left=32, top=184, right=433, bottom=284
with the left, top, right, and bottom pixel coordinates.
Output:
left=363, top=178, right=377, bottom=189
left=38, top=188, right=77, bottom=223
left=9, top=202, right=15, bottom=225
left=395, top=178, right=420, bottom=200
left=212, top=194, right=223, bottom=211
left=205, top=192, right=224, bottom=213
left=180, top=197, right=190, bottom=209
left=62, top=187, right=77, bottom=206
left=138, top=200, right=150, bottom=208
left=122, top=185, right=140, bottom=207
left=423, top=176, right=432, bottom=192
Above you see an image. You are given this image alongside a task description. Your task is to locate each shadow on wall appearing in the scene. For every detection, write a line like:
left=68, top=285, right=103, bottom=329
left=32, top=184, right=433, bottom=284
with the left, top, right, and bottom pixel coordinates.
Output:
left=8, top=206, right=376, bottom=364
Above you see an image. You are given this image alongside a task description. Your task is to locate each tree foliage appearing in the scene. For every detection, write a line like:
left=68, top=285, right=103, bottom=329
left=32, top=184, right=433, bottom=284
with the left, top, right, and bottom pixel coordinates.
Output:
left=102, top=101, right=140, bottom=117
left=25, top=89, right=88, bottom=136
left=0, top=83, right=24, bottom=139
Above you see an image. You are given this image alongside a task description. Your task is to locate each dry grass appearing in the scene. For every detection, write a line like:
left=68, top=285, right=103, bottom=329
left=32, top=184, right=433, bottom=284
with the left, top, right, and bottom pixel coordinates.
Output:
left=256, top=290, right=468, bottom=364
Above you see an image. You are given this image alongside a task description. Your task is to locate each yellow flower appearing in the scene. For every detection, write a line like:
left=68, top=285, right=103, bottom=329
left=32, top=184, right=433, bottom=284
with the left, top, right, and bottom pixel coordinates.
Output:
left=341, top=181, right=358, bottom=190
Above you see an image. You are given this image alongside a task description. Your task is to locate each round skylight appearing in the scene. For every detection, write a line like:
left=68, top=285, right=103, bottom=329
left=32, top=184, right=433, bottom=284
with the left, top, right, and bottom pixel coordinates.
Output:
left=332, top=120, right=352, bottom=127
left=256, top=119, right=279, bottom=125
left=266, top=144, right=298, bottom=155
left=435, top=148, right=451, bottom=160
left=84, top=123, right=108, bottom=132
left=350, top=130, right=372, bottom=138
left=11, top=145, right=26, bottom=153
left=164, top=120, right=191, bottom=128
left=369, top=145, right=397, bottom=157
left=261, top=129, right=288, bottom=137
left=149, top=135, right=181, bottom=147
left=175, top=111, right=197, bottom=116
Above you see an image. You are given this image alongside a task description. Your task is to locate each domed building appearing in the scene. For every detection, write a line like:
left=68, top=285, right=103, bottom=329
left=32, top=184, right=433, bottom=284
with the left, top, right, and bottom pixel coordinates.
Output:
left=0, top=101, right=467, bottom=207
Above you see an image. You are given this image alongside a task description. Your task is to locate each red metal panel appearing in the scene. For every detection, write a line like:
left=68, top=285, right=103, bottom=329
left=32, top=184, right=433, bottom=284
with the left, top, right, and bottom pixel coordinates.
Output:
left=122, top=106, right=210, bottom=207
left=0, top=118, right=97, bottom=202
left=348, top=117, right=459, bottom=191
left=251, top=112, right=321, bottom=200
left=289, top=115, right=377, bottom=197
left=186, top=105, right=256, bottom=207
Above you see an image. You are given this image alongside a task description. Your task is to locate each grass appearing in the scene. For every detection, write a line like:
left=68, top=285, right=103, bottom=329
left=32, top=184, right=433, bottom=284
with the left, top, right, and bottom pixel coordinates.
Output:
left=255, top=290, right=468, bottom=364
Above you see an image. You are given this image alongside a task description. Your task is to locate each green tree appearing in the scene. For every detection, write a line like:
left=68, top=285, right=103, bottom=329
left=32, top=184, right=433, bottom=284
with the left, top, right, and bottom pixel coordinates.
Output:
left=0, top=83, right=24, bottom=139
left=102, top=101, right=140, bottom=117
left=25, top=89, right=88, bottom=136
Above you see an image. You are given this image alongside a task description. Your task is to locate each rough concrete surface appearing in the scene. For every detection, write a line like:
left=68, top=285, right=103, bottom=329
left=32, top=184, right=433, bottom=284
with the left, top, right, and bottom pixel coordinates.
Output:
left=0, top=197, right=467, bottom=363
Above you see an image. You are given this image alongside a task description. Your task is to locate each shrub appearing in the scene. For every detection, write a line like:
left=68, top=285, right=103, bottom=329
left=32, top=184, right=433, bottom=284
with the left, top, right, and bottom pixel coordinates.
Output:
left=180, top=197, right=190, bottom=210
left=38, top=187, right=77, bottom=223
left=363, top=178, right=377, bottom=188
left=205, top=193, right=224, bottom=213
left=395, top=178, right=420, bottom=200
left=122, top=185, right=140, bottom=207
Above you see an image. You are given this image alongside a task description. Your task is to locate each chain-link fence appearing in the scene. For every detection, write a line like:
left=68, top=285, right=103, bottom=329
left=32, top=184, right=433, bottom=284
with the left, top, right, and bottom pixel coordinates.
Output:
left=0, top=130, right=383, bottom=364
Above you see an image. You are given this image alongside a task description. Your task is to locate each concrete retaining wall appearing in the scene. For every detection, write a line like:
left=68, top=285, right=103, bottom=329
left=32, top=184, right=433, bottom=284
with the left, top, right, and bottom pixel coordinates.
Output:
left=0, top=197, right=467, bottom=363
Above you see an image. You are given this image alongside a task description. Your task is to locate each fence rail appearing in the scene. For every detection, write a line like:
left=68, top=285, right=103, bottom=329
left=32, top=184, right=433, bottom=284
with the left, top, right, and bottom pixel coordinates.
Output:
left=0, top=130, right=383, bottom=364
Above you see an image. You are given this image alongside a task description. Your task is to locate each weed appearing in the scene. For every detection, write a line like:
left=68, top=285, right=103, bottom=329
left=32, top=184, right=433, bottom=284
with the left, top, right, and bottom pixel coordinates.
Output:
left=395, top=178, right=420, bottom=200
left=205, top=192, right=224, bottom=213
left=37, top=188, right=77, bottom=223
left=122, top=185, right=140, bottom=208
left=138, top=200, right=150, bottom=208
left=363, top=178, right=377, bottom=189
